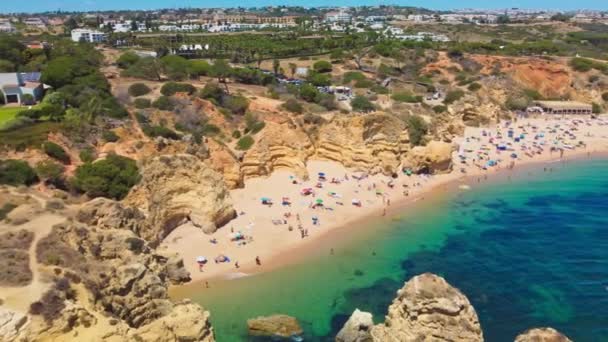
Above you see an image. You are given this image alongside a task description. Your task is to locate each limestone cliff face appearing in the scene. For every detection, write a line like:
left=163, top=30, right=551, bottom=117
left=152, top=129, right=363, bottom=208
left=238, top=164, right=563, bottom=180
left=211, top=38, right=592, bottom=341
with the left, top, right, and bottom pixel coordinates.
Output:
left=241, top=119, right=314, bottom=180
left=125, top=154, right=236, bottom=244
left=315, top=113, right=410, bottom=175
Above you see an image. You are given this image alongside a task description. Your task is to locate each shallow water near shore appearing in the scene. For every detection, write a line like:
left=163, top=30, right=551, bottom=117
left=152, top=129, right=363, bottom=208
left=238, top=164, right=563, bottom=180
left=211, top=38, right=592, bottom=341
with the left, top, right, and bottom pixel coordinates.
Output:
left=181, top=158, right=608, bottom=341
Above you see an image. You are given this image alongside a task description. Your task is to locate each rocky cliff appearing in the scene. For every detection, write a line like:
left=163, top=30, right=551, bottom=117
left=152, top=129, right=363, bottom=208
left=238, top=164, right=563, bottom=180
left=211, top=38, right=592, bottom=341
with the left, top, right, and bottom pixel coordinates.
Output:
left=125, top=154, right=236, bottom=245
left=337, top=273, right=572, bottom=342
left=314, top=113, right=411, bottom=175
left=0, top=195, right=215, bottom=342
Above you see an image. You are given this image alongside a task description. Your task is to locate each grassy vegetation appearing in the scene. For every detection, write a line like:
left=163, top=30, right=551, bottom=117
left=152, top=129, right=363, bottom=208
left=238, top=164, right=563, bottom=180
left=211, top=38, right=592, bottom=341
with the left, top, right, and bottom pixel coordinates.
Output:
left=0, top=106, right=24, bottom=128
left=0, top=122, right=61, bottom=149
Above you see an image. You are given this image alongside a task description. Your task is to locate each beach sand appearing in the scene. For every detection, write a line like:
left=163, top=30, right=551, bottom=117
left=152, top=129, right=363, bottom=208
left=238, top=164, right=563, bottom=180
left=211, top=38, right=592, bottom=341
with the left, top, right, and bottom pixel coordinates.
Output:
left=160, top=115, right=608, bottom=284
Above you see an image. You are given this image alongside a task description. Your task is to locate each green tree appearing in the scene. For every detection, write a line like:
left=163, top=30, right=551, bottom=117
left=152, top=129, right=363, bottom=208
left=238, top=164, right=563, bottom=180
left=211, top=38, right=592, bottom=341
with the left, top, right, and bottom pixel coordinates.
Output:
left=188, top=60, right=211, bottom=77
left=210, top=59, right=232, bottom=92
left=299, top=84, right=319, bottom=102
left=122, top=57, right=162, bottom=81
left=116, top=51, right=140, bottom=69
left=313, top=60, right=332, bottom=73
left=444, top=90, right=465, bottom=104
left=161, top=55, right=189, bottom=81
left=71, top=154, right=140, bottom=200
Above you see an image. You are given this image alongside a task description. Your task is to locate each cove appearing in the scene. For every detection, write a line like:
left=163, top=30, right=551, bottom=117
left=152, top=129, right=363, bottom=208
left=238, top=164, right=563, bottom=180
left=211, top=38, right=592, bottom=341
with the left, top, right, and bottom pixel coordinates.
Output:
left=183, top=158, right=608, bottom=341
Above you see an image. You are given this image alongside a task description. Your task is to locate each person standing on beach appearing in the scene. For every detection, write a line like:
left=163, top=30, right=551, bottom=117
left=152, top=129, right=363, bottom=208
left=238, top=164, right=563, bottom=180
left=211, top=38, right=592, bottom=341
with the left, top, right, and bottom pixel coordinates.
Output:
left=255, top=256, right=261, bottom=266
left=235, top=262, right=240, bottom=269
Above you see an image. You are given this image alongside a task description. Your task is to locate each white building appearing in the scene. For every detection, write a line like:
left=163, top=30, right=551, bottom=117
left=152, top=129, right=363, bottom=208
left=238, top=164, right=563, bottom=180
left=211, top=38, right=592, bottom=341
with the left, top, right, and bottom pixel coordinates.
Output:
left=0, top=22, right=16, bottom=33
left=325, top=11, right=352, bottom=23
left=71, top=29, right=106, bottom=43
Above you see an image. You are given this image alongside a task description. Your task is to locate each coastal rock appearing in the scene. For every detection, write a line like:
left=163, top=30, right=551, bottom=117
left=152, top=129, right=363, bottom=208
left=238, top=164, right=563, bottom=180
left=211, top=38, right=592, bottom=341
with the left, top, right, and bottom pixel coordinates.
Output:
left=247, top=314, right=303, bottom=338
left=336, top=309, right=374, bottom=342
left=371, top=273, right=483, bottom=341
left=315, top=113, right=409, bottom=175
left=0, top=307, right=28, bottom=341
left=338, top=273, right=483, bottom=342
left=404, top=141, right=453, bottom=174
left=125, top=154, right=236, bottom=245
left=77, top=197, right=145, bottom=234
left=27, top=214, right=214, bottom=342
left=131, top=300, right=215, bottom=342
left=241, top=119, right=314, bottom=180
left=515, top=328, right=573, bottom=342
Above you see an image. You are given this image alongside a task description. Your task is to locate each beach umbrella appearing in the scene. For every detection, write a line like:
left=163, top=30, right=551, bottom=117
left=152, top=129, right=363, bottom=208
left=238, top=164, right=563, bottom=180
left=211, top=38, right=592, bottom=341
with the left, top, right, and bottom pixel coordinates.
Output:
left=511, top=153, right=518, bottom=158
left=261, top=197, right=271, bottom=201
left=196, top=256, right=207, bottom=263
left=316, top=199, right=324, bottom=204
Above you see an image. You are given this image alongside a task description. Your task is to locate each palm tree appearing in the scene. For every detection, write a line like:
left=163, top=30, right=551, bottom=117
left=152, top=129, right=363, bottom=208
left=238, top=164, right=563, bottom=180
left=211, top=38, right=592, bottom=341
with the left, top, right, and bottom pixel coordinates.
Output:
left=288, top=63, right=297, bottom=77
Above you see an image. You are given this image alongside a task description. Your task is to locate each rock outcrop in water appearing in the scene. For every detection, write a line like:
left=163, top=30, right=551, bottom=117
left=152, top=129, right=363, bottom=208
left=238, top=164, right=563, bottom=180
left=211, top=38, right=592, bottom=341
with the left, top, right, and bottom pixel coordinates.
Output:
left=336, top=309, right=374, bottom=342
left=338, top=273, right=572, bottom=342
left=515, top=327, right=573, bottom=342
left=247, top=314, right=303, bottom=338
left=125, top=154, right=236, bottom=245
left=370, top=273, right=483, bottom=341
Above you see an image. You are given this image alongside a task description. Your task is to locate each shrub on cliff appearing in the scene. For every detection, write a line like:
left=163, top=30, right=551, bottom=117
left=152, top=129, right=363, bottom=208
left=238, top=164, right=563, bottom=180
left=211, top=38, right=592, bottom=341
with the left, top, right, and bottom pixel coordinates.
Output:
left=443, top=90, right=465, bottom=104
left=71, top=153, right=140, bottom=200
left=0, top=159, right=38, bottom=186
left=43, top=142, right=70, bottom=164
left=282, top=99, right=304, bottom=114
left=134, top=98, right=151, bottom=109
left=160, top=82, right=196, bottom=96
left=236, top=135, right=254, bottom=150
left=128, top=83, right=151, bottom=97
left=313, top=60, right=332, bottom=73
left=407, top=115, right=428, bottom=146
left=351, top=96, right=375, bottom=113
left=152, top=96, right=174, bottom=111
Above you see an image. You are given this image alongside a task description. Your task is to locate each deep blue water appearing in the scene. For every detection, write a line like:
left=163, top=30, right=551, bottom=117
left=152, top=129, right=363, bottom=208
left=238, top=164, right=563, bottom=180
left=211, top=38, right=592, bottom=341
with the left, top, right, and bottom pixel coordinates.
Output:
left=329, top=159, right=608, bottom=341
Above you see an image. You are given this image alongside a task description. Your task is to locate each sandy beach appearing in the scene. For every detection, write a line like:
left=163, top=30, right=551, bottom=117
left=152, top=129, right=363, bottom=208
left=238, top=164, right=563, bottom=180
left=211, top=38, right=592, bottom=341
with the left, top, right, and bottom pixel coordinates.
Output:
left=160, top=115, right=608, bottom=284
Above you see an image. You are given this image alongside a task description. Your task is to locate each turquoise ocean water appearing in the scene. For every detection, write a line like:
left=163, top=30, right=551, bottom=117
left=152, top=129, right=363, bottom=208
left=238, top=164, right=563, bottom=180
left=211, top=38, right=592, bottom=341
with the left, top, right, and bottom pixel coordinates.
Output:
left=186, top=158, right=608, bottom=341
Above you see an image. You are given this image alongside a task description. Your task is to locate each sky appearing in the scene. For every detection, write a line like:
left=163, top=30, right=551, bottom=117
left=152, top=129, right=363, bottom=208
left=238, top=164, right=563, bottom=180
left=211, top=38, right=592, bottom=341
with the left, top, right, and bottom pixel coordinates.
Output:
left=2, top=0, right=607, bottom=14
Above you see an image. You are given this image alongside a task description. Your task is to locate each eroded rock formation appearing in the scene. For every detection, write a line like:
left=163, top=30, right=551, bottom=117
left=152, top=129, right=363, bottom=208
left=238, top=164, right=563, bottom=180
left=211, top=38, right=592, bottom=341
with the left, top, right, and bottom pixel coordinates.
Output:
left=8, top=197, right=216, bottom=341
left=125, top=154, right=236, bottom=244
left=404, top=141, right=454, bottom=174
left=338, top=273, right=482, bottom=342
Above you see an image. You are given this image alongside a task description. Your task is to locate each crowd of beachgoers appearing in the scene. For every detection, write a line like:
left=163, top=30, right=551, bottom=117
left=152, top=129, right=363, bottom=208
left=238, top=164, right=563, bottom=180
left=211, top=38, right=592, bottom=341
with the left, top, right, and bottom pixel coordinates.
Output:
left=161, top=115, right=608, bottom=283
